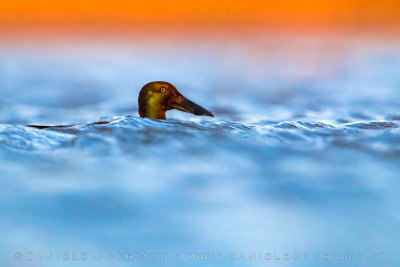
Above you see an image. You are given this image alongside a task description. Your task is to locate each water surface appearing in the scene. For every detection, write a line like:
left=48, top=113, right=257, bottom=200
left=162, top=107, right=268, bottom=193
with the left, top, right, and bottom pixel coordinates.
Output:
left=1, top=33, right=399, bottom=266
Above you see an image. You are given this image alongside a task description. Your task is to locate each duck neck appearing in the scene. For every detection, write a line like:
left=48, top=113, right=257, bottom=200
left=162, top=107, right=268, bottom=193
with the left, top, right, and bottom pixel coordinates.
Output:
left=139, top=100, right=166, bottom=120
left=142, top=108, right=166, bottom=120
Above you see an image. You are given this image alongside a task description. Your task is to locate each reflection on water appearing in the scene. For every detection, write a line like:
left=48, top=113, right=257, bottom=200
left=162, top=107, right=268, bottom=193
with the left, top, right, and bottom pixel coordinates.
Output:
left=1, top=33, right=400, bottom=266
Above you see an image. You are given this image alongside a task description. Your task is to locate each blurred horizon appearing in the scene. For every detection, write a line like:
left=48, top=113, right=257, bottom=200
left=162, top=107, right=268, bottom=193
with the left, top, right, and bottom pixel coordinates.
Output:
left=1, top=0, right=400, bottom=41
left=1, top=2, right=400, bottom=267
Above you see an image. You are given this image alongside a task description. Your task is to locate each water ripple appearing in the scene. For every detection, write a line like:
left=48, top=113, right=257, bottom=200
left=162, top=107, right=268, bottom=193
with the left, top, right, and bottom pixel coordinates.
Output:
left=0, top=117, right=399, bottom=158
left=344, top=121, right=399, bottom=129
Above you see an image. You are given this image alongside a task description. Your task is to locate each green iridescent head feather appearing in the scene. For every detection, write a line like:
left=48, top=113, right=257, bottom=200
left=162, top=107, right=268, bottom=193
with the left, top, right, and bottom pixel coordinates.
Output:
left=138, top=81, right=214, bottom=120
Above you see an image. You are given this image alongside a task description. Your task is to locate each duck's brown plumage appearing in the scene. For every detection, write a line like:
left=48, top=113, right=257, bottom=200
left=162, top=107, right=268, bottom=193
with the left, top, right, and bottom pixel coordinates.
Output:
left=27, top=81, right=213, bottom=129
left=138, top=81, right=213, bottom=120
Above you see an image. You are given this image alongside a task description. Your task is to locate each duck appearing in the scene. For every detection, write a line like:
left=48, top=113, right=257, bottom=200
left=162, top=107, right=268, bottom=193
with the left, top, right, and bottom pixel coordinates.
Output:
left=27, top=81, right=213, bottom=129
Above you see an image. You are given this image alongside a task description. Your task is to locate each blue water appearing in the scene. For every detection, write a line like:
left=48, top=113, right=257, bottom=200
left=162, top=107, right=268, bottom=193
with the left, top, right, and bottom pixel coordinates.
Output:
left=0, top=35, right=400, bottom=266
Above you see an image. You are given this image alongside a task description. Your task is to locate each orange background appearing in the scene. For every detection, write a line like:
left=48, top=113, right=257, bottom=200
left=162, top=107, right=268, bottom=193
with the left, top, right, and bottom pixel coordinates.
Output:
left=1, top=0, right=400, bottom=30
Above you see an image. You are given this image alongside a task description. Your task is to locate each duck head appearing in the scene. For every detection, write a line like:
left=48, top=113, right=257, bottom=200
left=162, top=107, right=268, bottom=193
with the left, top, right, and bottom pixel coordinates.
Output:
left=138, top=81, right=214, bottom=120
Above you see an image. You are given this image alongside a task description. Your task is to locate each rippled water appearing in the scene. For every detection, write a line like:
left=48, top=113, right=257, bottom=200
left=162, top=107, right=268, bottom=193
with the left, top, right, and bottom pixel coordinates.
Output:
left=1, top=34, right=400, bottom=266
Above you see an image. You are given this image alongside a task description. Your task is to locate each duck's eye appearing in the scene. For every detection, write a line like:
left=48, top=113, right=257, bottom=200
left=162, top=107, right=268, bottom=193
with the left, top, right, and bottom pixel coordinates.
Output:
left=160, top=87, right=166, bottom=93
